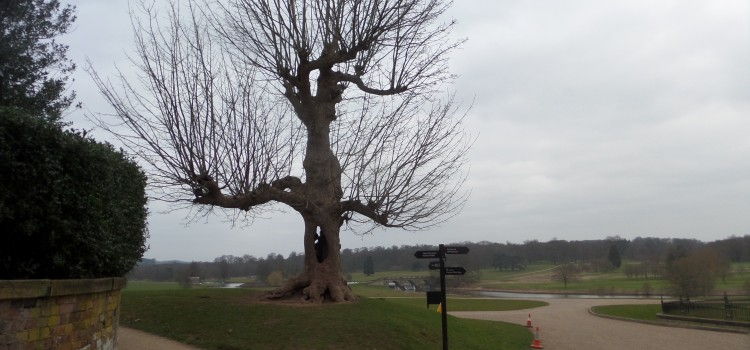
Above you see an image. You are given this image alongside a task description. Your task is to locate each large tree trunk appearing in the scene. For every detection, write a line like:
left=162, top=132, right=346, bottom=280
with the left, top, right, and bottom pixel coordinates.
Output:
left=302, top=217, right=354, bottom=302
left=267, top=102, right=355, bottom=302
left=267, top=217, right=354, bottom=302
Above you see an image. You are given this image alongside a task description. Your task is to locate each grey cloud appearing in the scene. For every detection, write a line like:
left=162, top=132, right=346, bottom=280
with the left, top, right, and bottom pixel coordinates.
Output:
left=60, top=0, right=750, bottom=260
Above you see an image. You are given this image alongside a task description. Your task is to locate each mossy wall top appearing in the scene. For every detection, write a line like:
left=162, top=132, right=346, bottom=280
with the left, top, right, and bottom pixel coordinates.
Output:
left=0, top=277, right=126, bottom=350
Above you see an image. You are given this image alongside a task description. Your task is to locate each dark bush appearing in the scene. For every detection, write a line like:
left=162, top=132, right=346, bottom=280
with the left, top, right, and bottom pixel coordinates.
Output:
left=0, top=108, right=148, bottom=279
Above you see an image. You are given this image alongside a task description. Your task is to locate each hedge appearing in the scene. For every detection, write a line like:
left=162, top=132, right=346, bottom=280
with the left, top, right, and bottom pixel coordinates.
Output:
left=0, top=108, right=148, bottom=279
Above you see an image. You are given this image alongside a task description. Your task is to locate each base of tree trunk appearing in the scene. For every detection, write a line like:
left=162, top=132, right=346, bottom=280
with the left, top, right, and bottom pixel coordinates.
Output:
left=265, top=273, right=356, bottom=303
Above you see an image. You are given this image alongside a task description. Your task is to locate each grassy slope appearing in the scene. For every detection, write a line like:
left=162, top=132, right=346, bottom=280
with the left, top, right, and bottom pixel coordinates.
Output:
left=120, top=287, right=536, bottom=350
left=350, top=284, right=419, bottom=297
left=129, top=261, right=750, bottom=296
left=481, top=277, right=670, bottom=293
left=477, top=262, right=750, bottom=294
left=476, top=264, right=556, bottom=282
left=125, top=280, right=182, bottom=291
left=349, top=270, right=430, bottom=282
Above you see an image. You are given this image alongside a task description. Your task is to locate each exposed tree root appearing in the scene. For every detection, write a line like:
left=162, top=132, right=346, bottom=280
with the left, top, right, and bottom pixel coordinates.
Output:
left=265, top=273, right=355, bottom=303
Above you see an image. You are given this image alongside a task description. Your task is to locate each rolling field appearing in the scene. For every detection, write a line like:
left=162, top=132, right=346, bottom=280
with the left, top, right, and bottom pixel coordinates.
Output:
left=124, top=280, right=183, bottom=291
left=476, top=262, right=750, bottom=295
left=126, top=261, right=750, bottom=298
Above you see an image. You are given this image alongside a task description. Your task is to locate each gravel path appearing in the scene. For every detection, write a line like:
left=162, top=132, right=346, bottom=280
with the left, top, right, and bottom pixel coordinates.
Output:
left=118, top=327, right=202, bottom=350
left=452, top=298, right=750, bottom=350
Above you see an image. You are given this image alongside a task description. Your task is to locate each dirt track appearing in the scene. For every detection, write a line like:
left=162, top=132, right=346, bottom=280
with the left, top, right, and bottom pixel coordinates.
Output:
left=118, top=327, right=202, bottom=350
left=452, top=298, right=750, bottom=350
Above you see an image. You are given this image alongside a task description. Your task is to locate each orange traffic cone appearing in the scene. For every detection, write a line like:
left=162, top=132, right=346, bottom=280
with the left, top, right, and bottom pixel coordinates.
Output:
left=526, top=313, right=532, bottom=328
left=530, top=326, right=544, bottom=349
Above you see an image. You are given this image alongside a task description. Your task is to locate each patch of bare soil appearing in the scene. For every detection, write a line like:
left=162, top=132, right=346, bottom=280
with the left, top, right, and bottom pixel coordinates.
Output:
left=118, top=327, right=203, bottom=350
left=505, top=267, right=556, bottom=283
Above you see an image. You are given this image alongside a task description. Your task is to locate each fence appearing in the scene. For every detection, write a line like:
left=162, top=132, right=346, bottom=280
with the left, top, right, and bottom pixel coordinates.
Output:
left=661, top=296, right=750, bottom=322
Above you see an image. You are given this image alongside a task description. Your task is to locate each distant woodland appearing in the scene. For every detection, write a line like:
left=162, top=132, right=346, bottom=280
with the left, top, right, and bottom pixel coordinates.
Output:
left=128, top=235, right=749, bottom=285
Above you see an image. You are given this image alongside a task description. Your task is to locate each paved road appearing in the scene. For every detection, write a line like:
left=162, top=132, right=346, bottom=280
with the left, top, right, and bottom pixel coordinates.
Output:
left=118, top=327, right=202, bottom=350
left=452, top=298, right=750, bottom=350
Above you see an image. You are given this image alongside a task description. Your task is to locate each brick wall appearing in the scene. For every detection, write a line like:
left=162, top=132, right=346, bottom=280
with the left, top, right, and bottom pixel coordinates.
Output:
left=0, top=278, right=125, bottom=350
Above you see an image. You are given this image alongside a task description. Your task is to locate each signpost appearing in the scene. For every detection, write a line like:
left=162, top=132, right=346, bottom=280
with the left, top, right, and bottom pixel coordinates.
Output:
left=445, top=246, right=469, bottom=255
left=415, top=244, right=469, bottom=350
left=414, top=250, right=440, bottom=259
left=444, top=267, right=466, bottom=275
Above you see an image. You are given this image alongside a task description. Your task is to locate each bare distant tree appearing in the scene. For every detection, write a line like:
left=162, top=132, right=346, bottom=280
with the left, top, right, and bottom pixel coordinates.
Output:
left=91, top=0, right=468, bottom=302
left=552, top=262, right=579, bottom=289
left=667, top=248, right=724, bottom=298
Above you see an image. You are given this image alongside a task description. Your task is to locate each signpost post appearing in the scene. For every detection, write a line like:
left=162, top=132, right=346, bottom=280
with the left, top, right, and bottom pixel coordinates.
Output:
left=438, top=244, right=448, bottom=350
left=414, top=244, right=469, bottom=350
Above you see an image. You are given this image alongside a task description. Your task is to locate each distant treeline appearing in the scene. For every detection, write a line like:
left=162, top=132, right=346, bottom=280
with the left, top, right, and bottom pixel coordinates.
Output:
left=127, top=235, right=750, bottom=283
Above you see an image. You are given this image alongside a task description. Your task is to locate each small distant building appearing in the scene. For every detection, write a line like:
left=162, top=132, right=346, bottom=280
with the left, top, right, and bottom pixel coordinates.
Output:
left=189, top=276, right=201, bottom=285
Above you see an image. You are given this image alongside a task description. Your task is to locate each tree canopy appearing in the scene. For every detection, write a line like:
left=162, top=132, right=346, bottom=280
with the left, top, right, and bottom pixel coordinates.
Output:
left=1, top=1, right=149, bottom=279
left=0, top=0, right=76, bottom=122
left=93, top=0, right=468, bottom=302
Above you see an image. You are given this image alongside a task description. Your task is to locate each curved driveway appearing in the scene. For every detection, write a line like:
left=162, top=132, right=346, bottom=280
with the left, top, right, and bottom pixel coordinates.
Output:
left=452, top=298, right=749, bottom=350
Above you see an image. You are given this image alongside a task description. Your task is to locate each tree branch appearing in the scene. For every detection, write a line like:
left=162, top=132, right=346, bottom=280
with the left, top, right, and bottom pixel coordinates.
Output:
left=340, top=200, right=397, bottom=227
left=89, top=1, right=305, bottom=215
left=193, top=175, right=305, bottom=211
left=331, top=71, right=407, bottom=96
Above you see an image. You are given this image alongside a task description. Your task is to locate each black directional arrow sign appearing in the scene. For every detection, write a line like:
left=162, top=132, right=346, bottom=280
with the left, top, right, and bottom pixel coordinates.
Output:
left=414, top=250, right=440, bottom=259
left=444, top=267, right=466, bottom=275
left=429, top=261, right=441, bottom=270
left=445, top=246, right=469, bottom=255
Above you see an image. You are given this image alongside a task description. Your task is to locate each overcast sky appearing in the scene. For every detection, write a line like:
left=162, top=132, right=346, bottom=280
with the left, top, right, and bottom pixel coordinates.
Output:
left=62, top=0, right=750, bottom=261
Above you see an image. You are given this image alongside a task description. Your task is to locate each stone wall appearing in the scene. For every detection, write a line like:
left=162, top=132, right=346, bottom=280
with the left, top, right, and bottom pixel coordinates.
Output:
left=0, top=278, right=125, bottom=350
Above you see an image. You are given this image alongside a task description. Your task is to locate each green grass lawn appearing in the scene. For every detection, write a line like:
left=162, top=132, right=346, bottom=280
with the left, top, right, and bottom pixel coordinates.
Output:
left=347, top=264, right=555, bottom=285
left=226, top=277, right=254, bottom=283
left=127, top=260, right=750, bottom=298
left=591, top=304, right=661, bottom=321
left=480, top=277, right=671, bottom=294
left=120, top=288, right=533, bottom=350
left=350, top=284, right=420, bottom=297
left=125, top=280, right=183, bottom=291
left=475, top=264, right=556, bottom=282
left=349, top=270, right=430, bottom=282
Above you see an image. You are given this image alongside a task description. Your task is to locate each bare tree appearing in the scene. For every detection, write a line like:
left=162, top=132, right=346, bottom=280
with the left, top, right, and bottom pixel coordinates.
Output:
left=552, top=262, right=579, bottom=289
left=667, top=248, right=724, bottom=299
left=91, top=0, right=468, bottom=303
